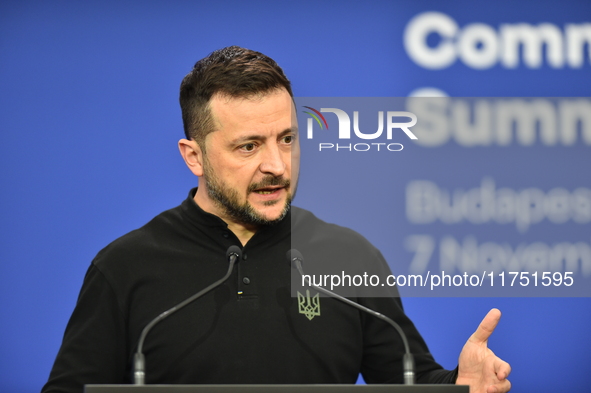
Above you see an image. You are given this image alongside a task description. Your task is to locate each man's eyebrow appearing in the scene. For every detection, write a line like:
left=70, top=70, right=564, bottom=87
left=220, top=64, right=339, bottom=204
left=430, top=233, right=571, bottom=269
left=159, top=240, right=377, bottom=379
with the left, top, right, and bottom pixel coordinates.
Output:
left=279, top=127, right=298, bottom=137
left=232, top=135, right=265, bottom=144
left=231, top=128, right=298, bottom=144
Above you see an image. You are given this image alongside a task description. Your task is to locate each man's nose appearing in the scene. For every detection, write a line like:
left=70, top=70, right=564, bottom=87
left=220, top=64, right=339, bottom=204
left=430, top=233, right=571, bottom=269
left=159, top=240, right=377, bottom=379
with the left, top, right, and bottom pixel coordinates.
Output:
left=259, top=144, right=287, bottom=176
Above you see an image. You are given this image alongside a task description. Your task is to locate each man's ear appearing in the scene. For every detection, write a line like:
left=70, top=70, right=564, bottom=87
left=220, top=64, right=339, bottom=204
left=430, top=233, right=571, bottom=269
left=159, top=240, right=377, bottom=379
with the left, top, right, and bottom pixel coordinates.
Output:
left=178, top=139, right=204, bottom=177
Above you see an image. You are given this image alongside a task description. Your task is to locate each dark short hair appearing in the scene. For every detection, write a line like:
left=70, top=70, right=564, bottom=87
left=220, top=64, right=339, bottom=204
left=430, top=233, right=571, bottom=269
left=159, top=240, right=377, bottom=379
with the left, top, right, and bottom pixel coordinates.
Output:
left=179, top=46, right=293, bottom=149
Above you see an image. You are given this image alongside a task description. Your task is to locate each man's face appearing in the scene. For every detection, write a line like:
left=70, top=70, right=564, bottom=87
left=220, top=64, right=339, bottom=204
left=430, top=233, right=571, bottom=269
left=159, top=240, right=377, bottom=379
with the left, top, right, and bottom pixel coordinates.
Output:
left=199, top=88, right=299, bottom=227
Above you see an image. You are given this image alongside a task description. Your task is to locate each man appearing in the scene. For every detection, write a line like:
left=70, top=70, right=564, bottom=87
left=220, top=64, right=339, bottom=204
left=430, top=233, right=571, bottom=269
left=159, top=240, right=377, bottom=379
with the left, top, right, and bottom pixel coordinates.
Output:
left=42, top=46, right=511, bottom=393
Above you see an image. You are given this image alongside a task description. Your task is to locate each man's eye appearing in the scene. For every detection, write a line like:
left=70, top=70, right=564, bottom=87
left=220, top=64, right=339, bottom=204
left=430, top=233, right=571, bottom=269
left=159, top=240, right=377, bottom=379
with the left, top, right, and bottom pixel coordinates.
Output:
left=282, top=135, right=293, bottom=144
left=241, top=143, right=255, bottom=151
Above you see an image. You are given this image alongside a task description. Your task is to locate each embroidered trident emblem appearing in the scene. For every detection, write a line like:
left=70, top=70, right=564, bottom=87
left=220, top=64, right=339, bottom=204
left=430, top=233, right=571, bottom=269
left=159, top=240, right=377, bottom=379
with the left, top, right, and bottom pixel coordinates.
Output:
left=297, top=289, right=320, bottom=320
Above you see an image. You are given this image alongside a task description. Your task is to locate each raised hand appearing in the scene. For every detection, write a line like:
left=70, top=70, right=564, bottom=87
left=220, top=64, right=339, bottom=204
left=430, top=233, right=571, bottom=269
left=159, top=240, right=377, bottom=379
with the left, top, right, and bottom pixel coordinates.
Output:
left=456, top=308, right=511, bottom=393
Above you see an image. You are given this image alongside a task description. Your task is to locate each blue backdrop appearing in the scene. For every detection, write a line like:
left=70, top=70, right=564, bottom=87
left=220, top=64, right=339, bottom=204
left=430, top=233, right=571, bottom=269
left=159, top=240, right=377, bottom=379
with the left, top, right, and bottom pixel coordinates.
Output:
left=1, top=1, right=590, bottom=392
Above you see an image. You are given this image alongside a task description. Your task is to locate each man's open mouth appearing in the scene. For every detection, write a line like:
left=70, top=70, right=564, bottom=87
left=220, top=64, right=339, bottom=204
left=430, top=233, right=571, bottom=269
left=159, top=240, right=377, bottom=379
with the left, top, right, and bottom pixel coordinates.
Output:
left=249, top=177, right=291, bottom=196
left=253, top=186, right=283, bottom=195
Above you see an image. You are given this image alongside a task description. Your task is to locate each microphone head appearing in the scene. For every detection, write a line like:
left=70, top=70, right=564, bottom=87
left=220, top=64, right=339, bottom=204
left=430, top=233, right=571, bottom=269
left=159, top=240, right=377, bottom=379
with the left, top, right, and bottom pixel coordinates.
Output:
left=226, top=245, right=242, bottom=261
left=286, top=249, right=304, bottom=269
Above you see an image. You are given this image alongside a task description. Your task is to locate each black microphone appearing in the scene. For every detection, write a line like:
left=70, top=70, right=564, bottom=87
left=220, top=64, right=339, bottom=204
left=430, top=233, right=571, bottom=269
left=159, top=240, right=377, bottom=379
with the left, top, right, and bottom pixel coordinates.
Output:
left=286, top=249, right=415, bottom=385
left=133, top=245, right=242, bottom=385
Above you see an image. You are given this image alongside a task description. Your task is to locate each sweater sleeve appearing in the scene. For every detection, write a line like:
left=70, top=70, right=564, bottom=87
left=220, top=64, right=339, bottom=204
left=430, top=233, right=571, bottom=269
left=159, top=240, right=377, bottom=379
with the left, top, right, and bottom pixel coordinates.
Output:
left=41, top=263, right=129, bottom=393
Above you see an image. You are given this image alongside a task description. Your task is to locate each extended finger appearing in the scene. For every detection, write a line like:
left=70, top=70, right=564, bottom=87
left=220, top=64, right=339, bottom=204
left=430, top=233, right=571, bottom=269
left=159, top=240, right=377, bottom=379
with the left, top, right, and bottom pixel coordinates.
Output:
left=471, top=308, right=502, bottom=344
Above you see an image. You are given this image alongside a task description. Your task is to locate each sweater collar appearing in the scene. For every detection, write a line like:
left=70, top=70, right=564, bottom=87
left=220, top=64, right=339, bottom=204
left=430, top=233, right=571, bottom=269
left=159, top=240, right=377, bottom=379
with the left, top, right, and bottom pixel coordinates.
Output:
left=180, top=188, right=292, bottom=245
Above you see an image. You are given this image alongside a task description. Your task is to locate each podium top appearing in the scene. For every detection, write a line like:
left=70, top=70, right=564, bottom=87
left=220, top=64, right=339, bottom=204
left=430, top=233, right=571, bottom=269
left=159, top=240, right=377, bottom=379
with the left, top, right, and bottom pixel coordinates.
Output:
left=85, top=384, right=468, bottom=393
